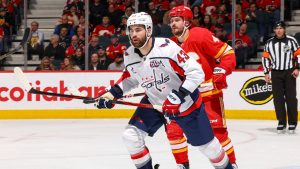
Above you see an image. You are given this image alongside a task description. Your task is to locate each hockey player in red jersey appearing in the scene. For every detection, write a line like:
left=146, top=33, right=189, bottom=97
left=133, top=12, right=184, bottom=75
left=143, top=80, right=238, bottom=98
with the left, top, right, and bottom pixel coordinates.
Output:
left=167, top=5, right=238, bottom=169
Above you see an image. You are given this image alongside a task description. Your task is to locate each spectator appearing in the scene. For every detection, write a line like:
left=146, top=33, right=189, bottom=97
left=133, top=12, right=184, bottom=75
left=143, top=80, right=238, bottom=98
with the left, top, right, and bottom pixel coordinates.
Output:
left=58, top=27, right=71, bottom=49
left=147, top=1, right=163, bottom=26
left=44, top=34, right=66, bottom=69
left=35, top=56, right=55, bottom=71
left=27, top=21, right=44, bottom=60
left=74, top=15, right=85, bottom=32
left=54, top=15, right=75, bottom=37
left=107, top=3, right=124, bottom=28
left=71, top=47, right=85, bottom=70
left=214, top=23, right=227, bottom=42
left=153, top=0, right=170, bottom=12
left=212, top=3, right=229, bottom=25
left=202, top=14, right=215, bottom=32
left=245, top=3, right=258, bottom=23
left=106, top=34, right=126, bottom=60
left=61, top=57, right=81, bottom=70
left=229, top=3, right=246, bottom=25
left=0, top=23, right=4, bottom=54
left=88, top=53, right=101, bottom=70
left=124, top=6, right=134, bottom=18
left=228, top=22, right=253, bottom=69
left=64, top=5, right=80, bottom=26
left=65, top=0, right=84, bottom=15
left=65, top=35, right=80, bottom=57
left=92, top=16, right=115, bottom=37
left=0, top=7, right=11, bottom=51
left=107, top=54, right=124, bottom=70
left=75, top=27, right=85, bottom=47
left=88, top=36, right=100, bottom=58
left=257, top=0, right=280, bottom=26
left=192, top=5, right=204, bottom=26
left=162, top=1, right=177, bottom=25
left=89, top=0, right=107, bottom=26
left=115, top=15, right=127, bottom=36
left=200, top=0, right=220, bottom=15
left=98, top=46, right=112, bottom=70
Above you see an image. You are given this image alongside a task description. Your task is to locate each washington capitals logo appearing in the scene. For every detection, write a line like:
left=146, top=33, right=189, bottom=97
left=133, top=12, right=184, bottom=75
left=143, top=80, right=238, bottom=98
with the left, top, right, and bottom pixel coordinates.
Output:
left=159, top=39, right=170, bottom=47
left=141, top=69, right=169, bottom=92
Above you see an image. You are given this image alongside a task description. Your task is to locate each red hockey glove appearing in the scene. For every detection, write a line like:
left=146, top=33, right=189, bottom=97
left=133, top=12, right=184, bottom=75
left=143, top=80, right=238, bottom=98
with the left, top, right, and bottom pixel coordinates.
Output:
left=212, top=67, right=228, bottom=90
left=163, top=90, right=185, bottom=117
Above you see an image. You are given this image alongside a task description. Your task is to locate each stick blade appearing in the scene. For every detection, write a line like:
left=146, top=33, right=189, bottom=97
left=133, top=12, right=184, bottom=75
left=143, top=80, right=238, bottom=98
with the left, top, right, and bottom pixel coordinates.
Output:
left=13, top=67, right=33, bottom=92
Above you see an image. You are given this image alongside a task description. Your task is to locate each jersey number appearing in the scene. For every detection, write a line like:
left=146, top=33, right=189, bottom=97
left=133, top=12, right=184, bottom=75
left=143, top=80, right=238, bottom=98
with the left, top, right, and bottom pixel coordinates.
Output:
left=177, top=50, right=190, bottom=63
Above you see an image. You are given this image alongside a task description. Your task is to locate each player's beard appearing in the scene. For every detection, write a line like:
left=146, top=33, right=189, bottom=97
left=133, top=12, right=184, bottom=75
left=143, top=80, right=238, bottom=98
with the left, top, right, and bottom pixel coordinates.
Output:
left=171, top=26, right=184, bottom=37
left=131, top=34, right=147, bottom=48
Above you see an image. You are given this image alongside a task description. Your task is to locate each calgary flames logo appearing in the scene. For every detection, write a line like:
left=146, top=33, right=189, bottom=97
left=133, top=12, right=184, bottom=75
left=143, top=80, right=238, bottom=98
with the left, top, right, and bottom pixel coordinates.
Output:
left=239, top=76, right=273, bottom=105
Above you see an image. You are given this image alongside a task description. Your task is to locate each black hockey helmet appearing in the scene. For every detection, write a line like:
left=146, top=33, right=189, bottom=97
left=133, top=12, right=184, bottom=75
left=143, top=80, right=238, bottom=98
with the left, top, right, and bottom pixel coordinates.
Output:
left=274, top=21, right=286, bottom=29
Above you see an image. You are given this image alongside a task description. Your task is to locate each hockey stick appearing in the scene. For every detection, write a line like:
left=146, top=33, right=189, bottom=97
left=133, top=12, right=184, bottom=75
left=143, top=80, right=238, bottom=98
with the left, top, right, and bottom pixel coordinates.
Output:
left=66, top=85, right=162, bottom=111
left=68, top=85, right=144, bottom=104
left=0, top=28, right=30, bottom=61
left=13, top=67, right=161, bottom=111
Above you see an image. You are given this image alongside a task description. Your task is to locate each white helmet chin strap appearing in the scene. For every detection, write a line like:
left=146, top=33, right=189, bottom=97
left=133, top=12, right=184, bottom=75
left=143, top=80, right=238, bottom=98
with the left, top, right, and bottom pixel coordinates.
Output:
left=138, top=31, right=151, bottom=49
left=176, top=20, right=190, bottom=39
left=129, top=28, right=151, bottom=49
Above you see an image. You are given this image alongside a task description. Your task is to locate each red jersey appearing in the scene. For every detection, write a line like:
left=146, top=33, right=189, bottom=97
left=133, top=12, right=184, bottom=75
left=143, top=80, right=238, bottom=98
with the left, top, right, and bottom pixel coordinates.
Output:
left=171, top=27, right=236, bottom=99
left=92, top=24, right=115, bottom=37
left=227, top=31, right=252, bottom=47
left=106, top=43, right=127, bottom=60
left=257, top=0, right=280, bottom=10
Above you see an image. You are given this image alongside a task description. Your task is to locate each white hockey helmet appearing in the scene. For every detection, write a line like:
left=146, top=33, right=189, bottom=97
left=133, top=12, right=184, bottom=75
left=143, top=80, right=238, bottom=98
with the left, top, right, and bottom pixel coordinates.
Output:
left=126, top=12, right=153, bottom=48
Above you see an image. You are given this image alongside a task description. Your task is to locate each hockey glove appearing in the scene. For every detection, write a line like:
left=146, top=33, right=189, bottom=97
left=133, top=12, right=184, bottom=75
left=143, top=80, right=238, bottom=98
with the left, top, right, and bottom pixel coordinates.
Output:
left=95, top=92, right=115, bottom=109
left=212, top=67, right=228, bottom=90
left=94, top=85, right=124, bottom=109
left=162, top=90, right=185, bottom=117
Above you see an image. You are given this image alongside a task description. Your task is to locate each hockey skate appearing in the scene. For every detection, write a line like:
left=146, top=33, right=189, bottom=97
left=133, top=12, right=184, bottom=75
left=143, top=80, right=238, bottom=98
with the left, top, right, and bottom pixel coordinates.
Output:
left=232, top=163, right=238, bottom=169
left=153, top=162, right=189, bottom=169
left=277, top=123, right=286, bottom=134
left=288, top=125, right=296, bottom=134
left=176, top=162, right=189, bottom=169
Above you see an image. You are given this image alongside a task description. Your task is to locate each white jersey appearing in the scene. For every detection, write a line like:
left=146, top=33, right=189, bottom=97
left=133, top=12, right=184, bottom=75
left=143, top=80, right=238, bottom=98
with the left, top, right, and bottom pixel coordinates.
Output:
left=118, top=38, right=205, bottom=113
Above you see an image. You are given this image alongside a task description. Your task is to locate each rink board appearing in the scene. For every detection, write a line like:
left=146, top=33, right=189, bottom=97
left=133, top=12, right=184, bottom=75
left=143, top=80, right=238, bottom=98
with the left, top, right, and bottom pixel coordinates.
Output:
left=0, top=71, right=299, bottom=119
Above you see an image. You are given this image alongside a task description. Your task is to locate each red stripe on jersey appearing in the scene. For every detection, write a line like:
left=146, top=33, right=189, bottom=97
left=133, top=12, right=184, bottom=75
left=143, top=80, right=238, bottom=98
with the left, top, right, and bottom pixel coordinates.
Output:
left=179, top=95, right=202, bottom=116
left=210, top=149, right=226, bottom=163
left=115, top=70, right=131, bottom=85
left=131, top=147, right=150, bottom=160
left=168, top=59, right=185, bottom=77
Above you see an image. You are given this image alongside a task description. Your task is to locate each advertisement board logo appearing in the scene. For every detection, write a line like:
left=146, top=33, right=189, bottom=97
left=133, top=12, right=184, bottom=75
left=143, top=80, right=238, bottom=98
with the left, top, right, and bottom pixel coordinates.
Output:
left=239, top=76, right=273, bottom=105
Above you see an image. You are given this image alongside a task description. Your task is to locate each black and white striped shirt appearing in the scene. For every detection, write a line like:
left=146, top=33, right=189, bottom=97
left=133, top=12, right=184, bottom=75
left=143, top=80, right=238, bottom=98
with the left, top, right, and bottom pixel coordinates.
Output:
left=262, top=35, right=300, bottom=74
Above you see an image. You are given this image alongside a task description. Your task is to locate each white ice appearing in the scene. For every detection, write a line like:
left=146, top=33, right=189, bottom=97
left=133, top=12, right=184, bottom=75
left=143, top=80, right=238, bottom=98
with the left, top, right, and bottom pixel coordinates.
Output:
left=0, top=119, right=299, bottom=169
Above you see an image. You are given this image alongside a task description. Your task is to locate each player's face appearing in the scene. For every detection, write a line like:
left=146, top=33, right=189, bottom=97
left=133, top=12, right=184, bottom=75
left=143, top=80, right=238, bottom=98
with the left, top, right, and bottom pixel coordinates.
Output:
left=128, top=25, right=147, bottom=48
left=169, top=17, right=185, bottom=37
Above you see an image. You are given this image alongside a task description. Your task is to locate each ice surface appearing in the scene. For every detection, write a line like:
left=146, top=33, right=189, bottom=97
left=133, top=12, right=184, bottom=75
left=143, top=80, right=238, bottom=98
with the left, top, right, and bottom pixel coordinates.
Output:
left=0, top=119, right=299, bottom=169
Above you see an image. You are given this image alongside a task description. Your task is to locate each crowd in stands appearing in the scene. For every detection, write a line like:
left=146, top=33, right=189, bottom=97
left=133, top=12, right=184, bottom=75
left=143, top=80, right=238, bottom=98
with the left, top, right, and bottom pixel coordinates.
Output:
left=0, top=0, right=22, bottom=54
left=1, top=0, right=300, bottom=70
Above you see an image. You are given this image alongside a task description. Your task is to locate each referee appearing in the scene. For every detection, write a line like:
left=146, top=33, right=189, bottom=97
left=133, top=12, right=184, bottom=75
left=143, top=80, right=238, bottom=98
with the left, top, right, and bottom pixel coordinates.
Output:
left=262, top=21, right=300, bottom=134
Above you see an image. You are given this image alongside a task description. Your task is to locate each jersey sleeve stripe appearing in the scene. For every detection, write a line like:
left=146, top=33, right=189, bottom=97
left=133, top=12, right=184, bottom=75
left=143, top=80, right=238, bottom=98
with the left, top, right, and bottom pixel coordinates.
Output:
left=262, top=51, right=270, bottom=58
left=214, top=43, right=228, bottom=59
left=293, top=48, right=300, bottom=57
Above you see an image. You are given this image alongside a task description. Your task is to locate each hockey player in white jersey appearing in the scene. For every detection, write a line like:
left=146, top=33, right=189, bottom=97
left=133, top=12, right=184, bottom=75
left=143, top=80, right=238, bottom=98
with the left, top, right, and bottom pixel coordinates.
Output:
left=95, top=12, right=234, bottom=169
